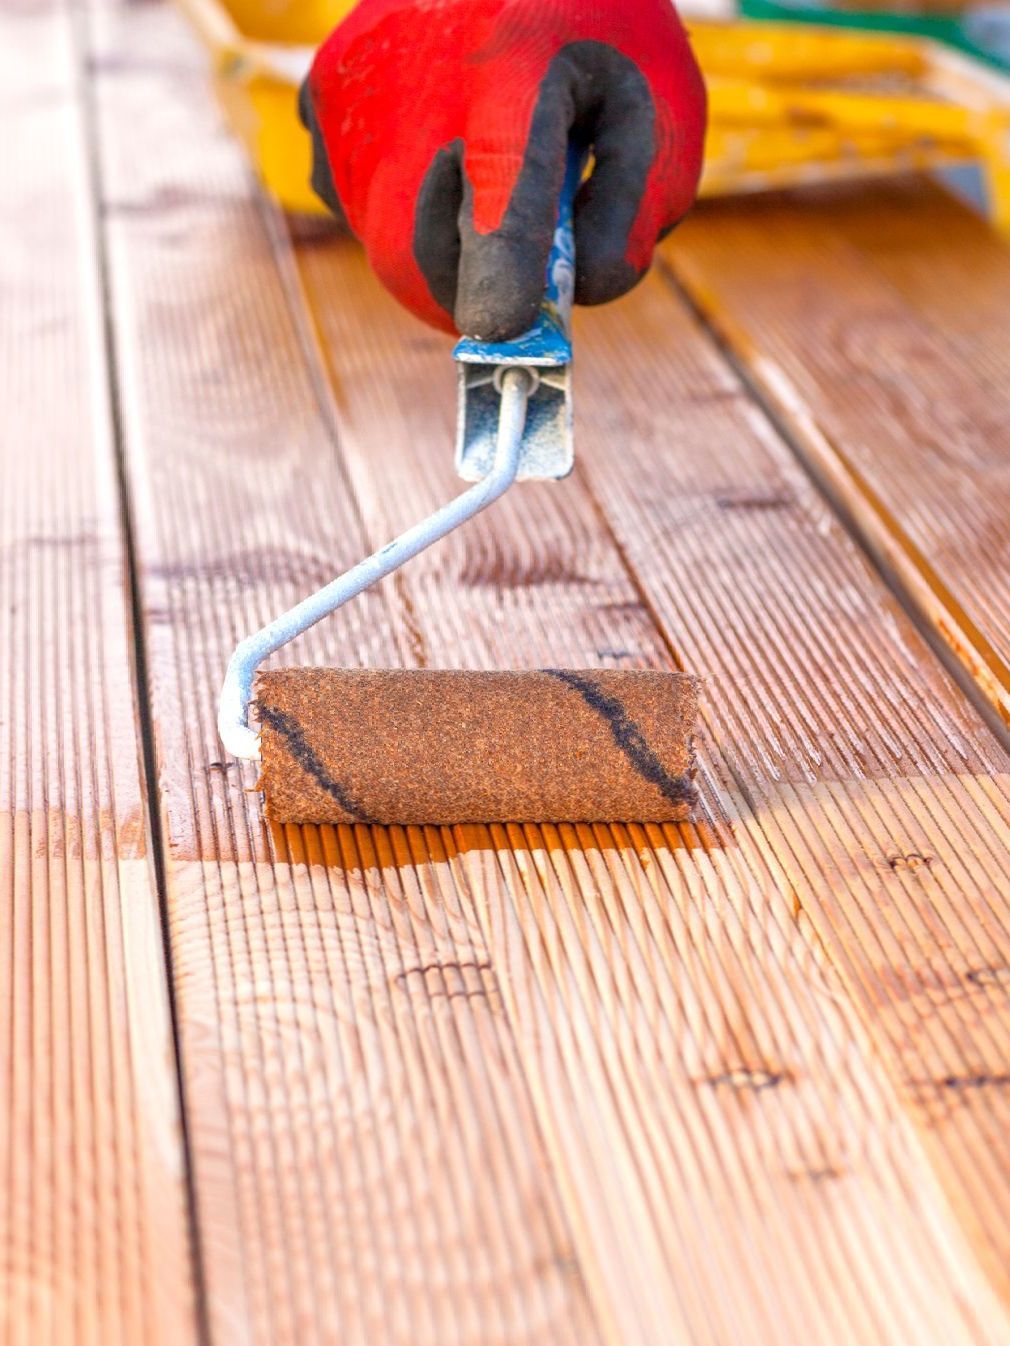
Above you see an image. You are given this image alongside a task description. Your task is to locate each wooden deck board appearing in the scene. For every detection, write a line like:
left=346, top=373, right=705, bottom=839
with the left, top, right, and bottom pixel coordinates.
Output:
left=667, top=177, right=1010, bottom=727
left=0, top=3, right=195, bottom=1344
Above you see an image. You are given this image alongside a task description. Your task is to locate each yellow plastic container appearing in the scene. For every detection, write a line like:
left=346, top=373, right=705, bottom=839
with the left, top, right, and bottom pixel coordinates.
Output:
left=175, top=0, right=341, bottom=214
left=177, top=0, right=1010, bottom=232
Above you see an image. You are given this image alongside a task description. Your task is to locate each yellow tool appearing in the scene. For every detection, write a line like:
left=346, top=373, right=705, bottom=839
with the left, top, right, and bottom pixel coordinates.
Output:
left=176, top=0, right=1010, bottom=229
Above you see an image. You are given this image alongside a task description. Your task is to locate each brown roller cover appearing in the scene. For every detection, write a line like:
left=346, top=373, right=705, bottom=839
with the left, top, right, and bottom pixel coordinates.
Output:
left=256, top=668, right=699, bottom=826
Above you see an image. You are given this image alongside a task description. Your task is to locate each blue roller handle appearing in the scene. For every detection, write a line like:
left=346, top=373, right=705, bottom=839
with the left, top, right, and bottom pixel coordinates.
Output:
left=453, top=142, right=586, bottom=369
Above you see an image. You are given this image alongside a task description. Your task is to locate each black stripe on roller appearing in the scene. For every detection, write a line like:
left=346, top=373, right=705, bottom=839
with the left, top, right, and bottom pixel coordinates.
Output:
left=543, top=670, right=695, bottom=809
left=258, top=702, right=378, bottom=825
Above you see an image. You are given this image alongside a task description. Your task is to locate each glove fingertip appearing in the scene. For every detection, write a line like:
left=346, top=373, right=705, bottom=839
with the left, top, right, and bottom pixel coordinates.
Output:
left=455, top=233, right=548, bottom=342
left=455, top=278, right=542, bottom=343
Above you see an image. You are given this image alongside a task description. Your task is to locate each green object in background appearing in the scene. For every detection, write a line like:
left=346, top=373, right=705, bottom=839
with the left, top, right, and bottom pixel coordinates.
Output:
left=739, top=0, right=1010, bottom=71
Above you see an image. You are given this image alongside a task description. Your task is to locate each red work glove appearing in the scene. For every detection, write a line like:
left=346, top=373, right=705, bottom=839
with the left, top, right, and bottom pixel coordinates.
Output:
left=299, top=0, right=706, bottom=340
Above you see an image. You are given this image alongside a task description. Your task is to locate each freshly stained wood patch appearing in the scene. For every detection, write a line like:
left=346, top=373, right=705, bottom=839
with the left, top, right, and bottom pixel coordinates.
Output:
left=0, top=2, right=195, bottom=1344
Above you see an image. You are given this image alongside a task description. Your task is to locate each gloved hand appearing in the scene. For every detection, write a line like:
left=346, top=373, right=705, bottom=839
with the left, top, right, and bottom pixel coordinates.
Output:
left=299, top=0, right=706, bottom=340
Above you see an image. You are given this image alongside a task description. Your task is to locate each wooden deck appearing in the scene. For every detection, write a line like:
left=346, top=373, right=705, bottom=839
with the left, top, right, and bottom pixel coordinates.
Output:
left=6, top=0, right=1010, bottom=1342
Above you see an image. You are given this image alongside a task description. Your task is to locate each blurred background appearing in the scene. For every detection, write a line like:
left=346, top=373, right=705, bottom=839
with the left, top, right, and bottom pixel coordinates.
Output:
left=180, top=0, right=1010, bottom=230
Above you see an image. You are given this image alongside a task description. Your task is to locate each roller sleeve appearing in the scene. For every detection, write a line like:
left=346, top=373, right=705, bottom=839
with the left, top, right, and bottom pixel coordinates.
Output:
left=256, top=668, right=699, bottom=826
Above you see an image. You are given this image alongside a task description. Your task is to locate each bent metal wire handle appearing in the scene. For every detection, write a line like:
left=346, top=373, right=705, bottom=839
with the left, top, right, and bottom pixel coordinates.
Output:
left=217, top=368, right=534, bottom=760
left=218, top=146, right=583, bottom=763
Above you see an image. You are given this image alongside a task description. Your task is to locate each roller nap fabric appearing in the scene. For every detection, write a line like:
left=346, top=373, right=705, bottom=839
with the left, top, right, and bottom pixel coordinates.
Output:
left=257, top=668, right=699, bottom=825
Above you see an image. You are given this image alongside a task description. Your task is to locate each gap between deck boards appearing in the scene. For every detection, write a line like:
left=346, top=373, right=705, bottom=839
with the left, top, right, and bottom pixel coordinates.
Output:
left=70, top=0, right=213, bottom=1339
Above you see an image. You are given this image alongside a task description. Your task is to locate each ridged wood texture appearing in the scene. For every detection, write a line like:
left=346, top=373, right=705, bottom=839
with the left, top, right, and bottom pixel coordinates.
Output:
left=669, top=177, right=1010, bottom=727
left=0, top=2, right=194, bottom=1343
left=86, top=2, right=1010, bottom=1343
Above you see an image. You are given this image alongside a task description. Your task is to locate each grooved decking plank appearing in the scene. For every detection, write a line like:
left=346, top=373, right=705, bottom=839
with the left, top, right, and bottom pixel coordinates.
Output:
left=569, top=247, right=1010, bottom=1315
left=0, top=3, right=195, bottom=1345
left=87, top=3, right=604, bottom=1343
left=666, top=177, right=1010, bottom=726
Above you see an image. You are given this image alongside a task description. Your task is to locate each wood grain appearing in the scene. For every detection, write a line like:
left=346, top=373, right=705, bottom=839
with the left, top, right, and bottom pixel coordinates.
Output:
left=89, top=2, right=1010, bottom=1342
left=667, top=176, right=1010, bottom=728
left=0, top=3, right=195, bottom=1344
left=570, top=238, right=1010, bottom=1314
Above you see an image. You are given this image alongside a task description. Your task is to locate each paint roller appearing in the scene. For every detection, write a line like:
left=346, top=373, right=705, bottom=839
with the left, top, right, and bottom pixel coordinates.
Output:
left=218, top=147, right=699, bottom=825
